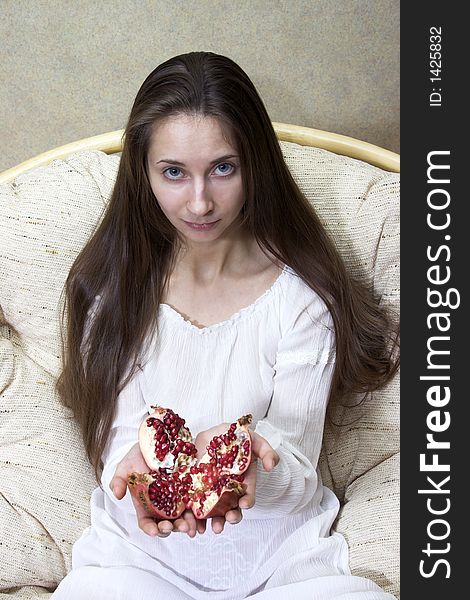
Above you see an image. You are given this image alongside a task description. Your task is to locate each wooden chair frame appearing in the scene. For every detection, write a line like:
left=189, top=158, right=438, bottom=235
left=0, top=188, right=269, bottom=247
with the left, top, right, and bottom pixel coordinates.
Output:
left=0, top=123, right=399, bottom=184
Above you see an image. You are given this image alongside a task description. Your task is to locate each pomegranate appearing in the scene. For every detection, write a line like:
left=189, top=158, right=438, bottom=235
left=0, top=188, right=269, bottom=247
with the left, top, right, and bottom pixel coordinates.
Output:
left=128, top=406, right=252, bottom=521
left=138, top=405, right=197, bottom=472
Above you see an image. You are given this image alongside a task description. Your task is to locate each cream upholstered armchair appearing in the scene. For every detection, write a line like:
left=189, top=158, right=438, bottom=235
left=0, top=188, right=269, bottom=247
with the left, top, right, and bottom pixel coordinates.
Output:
left=0, top=124, right=400, bottom=599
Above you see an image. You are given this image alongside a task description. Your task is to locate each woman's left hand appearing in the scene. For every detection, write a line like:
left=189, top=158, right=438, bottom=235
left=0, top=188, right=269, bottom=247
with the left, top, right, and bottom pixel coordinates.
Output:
left=193, top=423, right=280, bottom=535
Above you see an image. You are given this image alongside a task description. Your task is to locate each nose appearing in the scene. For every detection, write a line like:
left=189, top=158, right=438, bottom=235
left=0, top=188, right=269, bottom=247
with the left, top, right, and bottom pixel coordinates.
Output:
left=186, top=179, right=214, bottom=217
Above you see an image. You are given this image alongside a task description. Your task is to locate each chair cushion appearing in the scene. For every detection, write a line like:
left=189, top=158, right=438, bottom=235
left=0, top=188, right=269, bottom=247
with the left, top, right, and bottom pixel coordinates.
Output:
left=280, top=142, right=399, bottom=496
left=0, top=152, right=120, bottom=379
left=0, top=324, right=95, bottom=594
left=0, top=144, right=399, bottom=598
left=337, top=453, right=400, bottom=597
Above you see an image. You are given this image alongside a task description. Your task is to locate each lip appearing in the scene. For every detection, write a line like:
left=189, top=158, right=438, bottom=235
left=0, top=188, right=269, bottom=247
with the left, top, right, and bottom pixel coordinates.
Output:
left=183, top=220, right=220, bottom=230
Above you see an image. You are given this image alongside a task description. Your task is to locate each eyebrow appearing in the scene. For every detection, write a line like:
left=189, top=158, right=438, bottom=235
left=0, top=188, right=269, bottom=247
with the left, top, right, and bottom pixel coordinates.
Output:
left=156, top=154, right=239, bottom=167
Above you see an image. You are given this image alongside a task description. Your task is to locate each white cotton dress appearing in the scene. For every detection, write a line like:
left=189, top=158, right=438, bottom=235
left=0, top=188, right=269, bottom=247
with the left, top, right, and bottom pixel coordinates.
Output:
left=52, top=265, right=396, bottom=600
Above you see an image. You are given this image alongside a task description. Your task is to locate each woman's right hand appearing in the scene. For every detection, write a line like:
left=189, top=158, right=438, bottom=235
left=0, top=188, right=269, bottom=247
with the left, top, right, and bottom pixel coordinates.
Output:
left=110, top=442, right=199, bottom=538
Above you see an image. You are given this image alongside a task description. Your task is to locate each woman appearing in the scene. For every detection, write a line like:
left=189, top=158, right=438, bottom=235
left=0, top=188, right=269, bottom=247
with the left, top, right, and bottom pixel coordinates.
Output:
left=53, top=51, right=399, bottom=599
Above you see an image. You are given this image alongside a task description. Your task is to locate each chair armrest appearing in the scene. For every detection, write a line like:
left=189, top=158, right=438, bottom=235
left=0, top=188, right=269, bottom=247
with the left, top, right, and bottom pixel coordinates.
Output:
left=334, top=452, right=400, bottom=599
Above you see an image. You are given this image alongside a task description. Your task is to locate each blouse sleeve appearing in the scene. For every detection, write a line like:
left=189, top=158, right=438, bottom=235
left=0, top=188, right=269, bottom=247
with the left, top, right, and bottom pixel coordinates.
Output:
left=81, top=294, right=149, bottom=493
left=100, top=372, right=149, bottom=495
left=246, top=288, right=336, bottom=519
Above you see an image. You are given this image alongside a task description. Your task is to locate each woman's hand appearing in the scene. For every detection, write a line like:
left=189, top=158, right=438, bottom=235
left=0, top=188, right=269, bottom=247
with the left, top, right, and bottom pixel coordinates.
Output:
left=193, top=423, right=280, bottom=535
left=110, top=443, right=199, bottom=538
left=109, top=423, right=280, bottom=538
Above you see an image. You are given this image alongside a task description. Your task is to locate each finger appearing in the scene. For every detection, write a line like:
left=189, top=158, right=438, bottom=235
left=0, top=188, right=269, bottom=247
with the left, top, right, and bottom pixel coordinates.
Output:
left=110, top=444, right=141, bottom=499
left=128, top=485, right=173, bottom=537
left=238, top=461, right=257, bottom=509
left=211, top=517, right=225, bottom=534
left=172, top=516, right=190, bottom=534
left=196, top=518, right=207, bottom=535
left=185, top=510, right=197, bottom=537
left=251, top=432, right=280, bottom=471
left=109, top=474, right=128, bottom=500
left=137, top=514, right=166, bottom=537
left=225, top=508, right=243, bottom=524
left=174, top=510, right=196, bottom=537
left=157, top=519, right=175, bottom=536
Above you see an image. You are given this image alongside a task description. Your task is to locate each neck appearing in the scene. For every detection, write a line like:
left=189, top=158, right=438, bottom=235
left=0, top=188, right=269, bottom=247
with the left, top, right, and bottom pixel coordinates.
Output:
left=174, top=228, right=259, bottom=285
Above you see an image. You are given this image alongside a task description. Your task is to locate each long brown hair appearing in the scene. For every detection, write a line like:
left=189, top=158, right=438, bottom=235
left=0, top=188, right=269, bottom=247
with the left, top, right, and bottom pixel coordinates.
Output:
left=56, top=51, right=399, bottom=481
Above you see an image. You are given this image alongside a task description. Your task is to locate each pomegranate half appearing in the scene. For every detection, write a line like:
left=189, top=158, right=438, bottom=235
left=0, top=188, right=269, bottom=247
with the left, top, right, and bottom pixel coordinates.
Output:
left=128, top=406, right=252, bottom=520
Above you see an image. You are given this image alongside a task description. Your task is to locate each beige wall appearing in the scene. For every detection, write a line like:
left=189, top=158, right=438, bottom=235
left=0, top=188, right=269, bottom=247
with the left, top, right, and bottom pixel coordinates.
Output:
left=0, top=0, right=399, bottom=172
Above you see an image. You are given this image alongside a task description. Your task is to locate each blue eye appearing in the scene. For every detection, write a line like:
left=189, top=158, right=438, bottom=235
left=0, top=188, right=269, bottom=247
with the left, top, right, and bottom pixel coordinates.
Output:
left=164, top=167, right=183, bottom=180
left=214, top=163, right=234, bottom=176
left=162, top=163, right=235, bottom=180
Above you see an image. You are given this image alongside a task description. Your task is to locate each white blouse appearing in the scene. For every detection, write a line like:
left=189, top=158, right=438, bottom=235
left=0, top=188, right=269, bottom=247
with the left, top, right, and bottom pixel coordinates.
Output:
left=61, top=265, right=395, bottom=600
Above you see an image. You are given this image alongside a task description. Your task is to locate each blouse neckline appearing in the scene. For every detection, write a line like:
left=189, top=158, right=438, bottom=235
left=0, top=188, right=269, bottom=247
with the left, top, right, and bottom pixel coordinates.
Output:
left=159, top=264, right=290, bottom=334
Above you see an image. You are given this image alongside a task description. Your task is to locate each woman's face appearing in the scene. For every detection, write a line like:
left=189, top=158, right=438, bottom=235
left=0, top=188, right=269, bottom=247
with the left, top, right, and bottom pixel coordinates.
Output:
left=146, top=114, right=245, bottom=245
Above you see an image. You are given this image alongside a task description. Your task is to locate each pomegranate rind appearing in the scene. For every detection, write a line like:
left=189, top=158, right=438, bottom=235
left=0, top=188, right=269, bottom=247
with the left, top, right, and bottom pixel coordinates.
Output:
left=128, top=471, right=187, bottom=520
left=190, top=481, right=247, bottom=518
left=139, top=405, right=196, bottom=472
left=127, top=472, right=162, bottom=519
